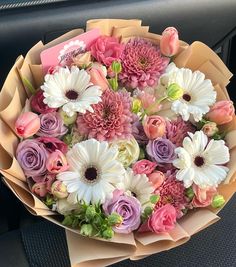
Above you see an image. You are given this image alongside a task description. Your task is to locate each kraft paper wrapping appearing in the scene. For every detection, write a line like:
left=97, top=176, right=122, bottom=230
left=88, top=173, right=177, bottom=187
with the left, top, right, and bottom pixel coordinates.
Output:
left=0, top=19, right=236, bottom=266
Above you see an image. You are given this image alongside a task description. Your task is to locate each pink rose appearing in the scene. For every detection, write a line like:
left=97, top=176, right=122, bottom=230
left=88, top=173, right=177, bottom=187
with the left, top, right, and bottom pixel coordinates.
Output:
left=148, top=171, right=165, bottom=189
left=90, top=36, right=124, bottom=66
left=46, top=150, right=69, bottom=174
left=139, top=204, right=176, bottom=233
left=206, top=100, right=235, bottom=125
left=15, top=112, right=40, bottom=138
left=192, top=184, right=217, bottom=208
left=31, top=89, right=57, bottom=114
left=143, top=115, right=166, bottom=139
left=133, top=159, right=157, bottom=175
left=160, top=27, right=180, bottom=57
left=88, top=67, right=109, bottom=91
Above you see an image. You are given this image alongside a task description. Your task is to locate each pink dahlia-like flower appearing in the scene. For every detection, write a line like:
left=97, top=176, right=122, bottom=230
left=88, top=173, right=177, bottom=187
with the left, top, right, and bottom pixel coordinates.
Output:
left=76, top=90, right=133, bottom=141
left=165, top=117, right=195, bottom=147
left=119, top=38, right=169, bottom=89
left=155, top=171, right=188, bottom=218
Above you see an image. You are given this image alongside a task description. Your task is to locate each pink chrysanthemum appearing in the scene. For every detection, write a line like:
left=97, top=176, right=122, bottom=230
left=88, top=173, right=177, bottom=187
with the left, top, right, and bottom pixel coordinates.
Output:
left=155, top=171, right=189, bottom=218
left=76, top=90, right=133, bottom=141
left=165, top=117, right=195, bottom=147
left=119, top=38, right=169, bottom=89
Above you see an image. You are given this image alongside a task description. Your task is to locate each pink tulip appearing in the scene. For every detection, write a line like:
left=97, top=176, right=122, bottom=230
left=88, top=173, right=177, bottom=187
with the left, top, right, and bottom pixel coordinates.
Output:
left=160, top=27, right=180, bottom=57
left=46, top=150, right=69, bottom=174
left=206, top=100, right=235, bottom=125
left=15, top=112, right=40, bottom=138
left=88, top=66, right=109, bottom=91
left=149, top=171, right=165, bottom=189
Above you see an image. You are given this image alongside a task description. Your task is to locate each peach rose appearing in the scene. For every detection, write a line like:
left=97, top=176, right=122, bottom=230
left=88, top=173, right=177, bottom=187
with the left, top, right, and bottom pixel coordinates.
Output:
left=160, top=27, right=180, bottom=57
left=132, top=159, right=157, bottom=175
left=192, top=184, right=217, bottom=208
left=148, top=171, right=165, bottom=189
left=143, top=115, right=166, bottom=139
left=206, top=100, right=235, bottom=125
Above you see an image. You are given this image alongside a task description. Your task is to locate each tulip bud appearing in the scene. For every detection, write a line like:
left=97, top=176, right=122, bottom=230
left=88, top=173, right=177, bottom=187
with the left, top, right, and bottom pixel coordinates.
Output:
left=148, top=171, right=165, bottom=189
left=211, top=195, right=225, bottom=208
left=89, top=67, right=109, bottom=91
left=132, top=98, right=142, bottom=114
left=111, top=61, right=122, bottom=73
left=102, top=227, right=114, bottom=239
left=51, top=181, right=68, bottom=199
left=80, top=224, right=93, bottom=237
left=59, top=109, right=77, bottom=125
left=160, top=27, right=180, bottom=57
left=202, top=122, right=218, bottom=137
left=167, top=83, right=183, bottom=101
left=32, top=182, right=47, bottom=197
left=15, top=112, right=40, bottom=138
left=108, top=213, right=123, bottom=226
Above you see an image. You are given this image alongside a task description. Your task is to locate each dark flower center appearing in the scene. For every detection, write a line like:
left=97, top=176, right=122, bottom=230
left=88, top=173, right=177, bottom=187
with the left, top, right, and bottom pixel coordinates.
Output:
left=183, top=93, right=191, bottom=102
left=65, top=90, right=79, bottom=100
left=84, top=167, right=98, bottom=181
left=194, top=156, right=205, bottom=167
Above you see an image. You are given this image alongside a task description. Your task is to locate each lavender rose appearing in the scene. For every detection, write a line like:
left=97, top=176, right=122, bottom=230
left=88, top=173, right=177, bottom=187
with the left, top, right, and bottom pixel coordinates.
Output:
left=103, top=189, right=141, bottom=234
left=16, top=139, right=48, bottom=177
left=146, top=137, right=176, bottom=164
left=37, top=112, right=68, bottom=137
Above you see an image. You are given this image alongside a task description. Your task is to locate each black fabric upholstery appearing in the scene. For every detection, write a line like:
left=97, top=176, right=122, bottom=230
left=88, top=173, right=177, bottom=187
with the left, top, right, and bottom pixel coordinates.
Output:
left=4, top=194, right=231, bottom=267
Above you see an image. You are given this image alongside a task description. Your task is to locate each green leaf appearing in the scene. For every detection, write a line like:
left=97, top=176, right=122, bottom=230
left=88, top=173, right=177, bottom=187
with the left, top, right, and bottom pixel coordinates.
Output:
left=22, top=77, right=36, bottom=95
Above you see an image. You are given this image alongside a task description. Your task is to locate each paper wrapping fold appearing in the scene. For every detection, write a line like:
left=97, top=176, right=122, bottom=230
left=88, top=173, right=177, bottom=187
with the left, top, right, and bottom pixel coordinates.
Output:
left=0, top=19, right=236, bottom=267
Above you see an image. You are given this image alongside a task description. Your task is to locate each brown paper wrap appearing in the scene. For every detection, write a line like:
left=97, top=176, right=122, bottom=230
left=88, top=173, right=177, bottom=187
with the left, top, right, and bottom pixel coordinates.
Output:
left=0, top=19, right=235, bottom=267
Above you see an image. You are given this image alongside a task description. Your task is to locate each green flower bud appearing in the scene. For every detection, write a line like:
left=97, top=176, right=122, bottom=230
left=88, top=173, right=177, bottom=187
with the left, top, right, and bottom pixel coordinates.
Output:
left=63, top=134, right=73, bottom=146
left=59, top=109, right=77, bottom=125
left=138, top=148, right=145, bottom=160
left=132, top=98, right=142, bottom=114
left=167, top=83, right=184, bottom=101
left=102, top=227, right=114, bottom=239
left=150, top=195, right=160, bottom=204
left=185, top=187, right=194, bottom=200
left=108, top=212, right=123, bottom=226
left=108, top=78, right=118, bottom=91
left=80, top=224, right=93, bottom=237
left=85, top=206, right=97, bottom=220
left=111, top=61, right=122, bottom=73
left=211, top=195, right=225, bottom=209
left=144, top=206, right=153, bottom=216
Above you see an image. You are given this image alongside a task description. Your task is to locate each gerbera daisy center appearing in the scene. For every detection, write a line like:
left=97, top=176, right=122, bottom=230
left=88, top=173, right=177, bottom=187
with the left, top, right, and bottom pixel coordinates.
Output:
left=84, top=166, right=98, bottom=182
left=194, top=156, right=205, bottom=167
left=182, top=93, right=191, bottom=102
left=65, top=90, right=79, bottom=100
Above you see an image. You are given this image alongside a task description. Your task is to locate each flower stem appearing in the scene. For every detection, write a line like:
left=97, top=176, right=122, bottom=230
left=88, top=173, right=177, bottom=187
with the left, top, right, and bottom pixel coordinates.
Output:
left=22, top=77, right=37, bottom=95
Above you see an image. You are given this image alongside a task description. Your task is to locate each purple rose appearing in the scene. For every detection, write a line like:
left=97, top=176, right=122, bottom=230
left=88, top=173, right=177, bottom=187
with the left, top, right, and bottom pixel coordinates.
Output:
left=103, top=189, right=141, bottom=234
left=146, top=137, right=176, bottom=164
left=37, top=112, right=68, bottom=137
left=16, top=139, right=49, bottom=178
left=132, top=115, right=148, bottom=145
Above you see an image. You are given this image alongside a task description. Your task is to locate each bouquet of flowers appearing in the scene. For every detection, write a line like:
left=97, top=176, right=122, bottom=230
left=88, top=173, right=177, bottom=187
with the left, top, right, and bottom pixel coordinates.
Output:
left=1, top=19, right=236, bottom=266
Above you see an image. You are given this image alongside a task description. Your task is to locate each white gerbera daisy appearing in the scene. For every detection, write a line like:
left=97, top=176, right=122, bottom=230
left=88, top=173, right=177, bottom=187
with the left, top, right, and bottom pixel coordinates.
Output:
left=122, top=168, right=154, bottom=208
left=159, top=63, right=216, bottom=122
left=57, top=139, right=125, bottom=204
left=173, top=131, right=230, bottom=188
left=41, top=66, right=102, bottom=117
